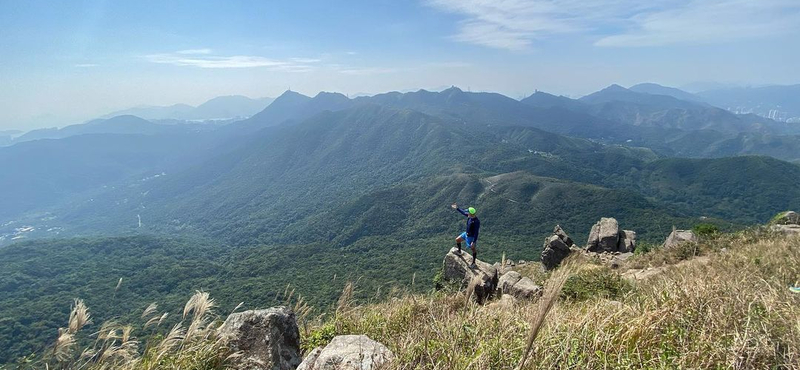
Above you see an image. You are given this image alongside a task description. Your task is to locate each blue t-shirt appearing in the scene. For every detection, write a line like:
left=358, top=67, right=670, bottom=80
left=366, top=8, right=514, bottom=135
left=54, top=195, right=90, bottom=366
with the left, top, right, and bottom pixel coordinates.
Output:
left=457, top=208, right=480, bottom=242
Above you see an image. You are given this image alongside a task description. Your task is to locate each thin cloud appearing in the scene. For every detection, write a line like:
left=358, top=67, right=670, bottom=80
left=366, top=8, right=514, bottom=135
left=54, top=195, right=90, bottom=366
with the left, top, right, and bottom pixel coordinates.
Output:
left=74, top=63, right=99, bottom=68
left=146, top=54, right=286, bottom=68
left=144, top=51, right=320, bottom=70
left=596, top=0, right=800, bottom=47
left=427, top=0, right=800, bottom=49
left=289, top=57, right=322, bottom=63
left=175, top=48, right=213, bottom=55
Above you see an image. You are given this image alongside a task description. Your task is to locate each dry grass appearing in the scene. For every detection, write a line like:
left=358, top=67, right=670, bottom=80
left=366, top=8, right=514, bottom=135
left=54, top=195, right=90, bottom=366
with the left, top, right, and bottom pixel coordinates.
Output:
left=23, top=230, right=800, bottom=369
left=314, top=231, right=800, bottom=369
left=32, top=291, right=233, bottom=370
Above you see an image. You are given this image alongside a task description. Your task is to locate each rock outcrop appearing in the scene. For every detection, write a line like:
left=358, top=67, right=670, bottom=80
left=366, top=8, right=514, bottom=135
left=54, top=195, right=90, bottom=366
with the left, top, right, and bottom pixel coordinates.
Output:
left=663, top=229, right=698, bottom=249
left=297, top=335, right=394, bottom=370
left=587, top=218, right=636, bottom=253
left=772, top=224, right=800, bottom=236
left=219, top=307, right=302, bottom=370
left=618, top=230, right=636, bottom=253
left=541, top=225, right=575, bottom=270
left=772, top=211, right=800, bottom=225
left=443, top=248, right=499, bottom=303
left=497, top=271, right=541, bottom=300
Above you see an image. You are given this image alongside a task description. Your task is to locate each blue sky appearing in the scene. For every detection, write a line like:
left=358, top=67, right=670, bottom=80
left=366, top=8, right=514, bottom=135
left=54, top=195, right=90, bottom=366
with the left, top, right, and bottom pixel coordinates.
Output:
left=1, top=0, right=799, bottom=129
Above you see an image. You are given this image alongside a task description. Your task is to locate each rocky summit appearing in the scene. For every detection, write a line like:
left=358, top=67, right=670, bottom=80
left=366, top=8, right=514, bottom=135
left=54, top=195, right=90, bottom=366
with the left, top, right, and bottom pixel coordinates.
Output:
left=541, top=225, right=577, bottom=270
left=442, top=247, right=541, bottom=302
left=587, top=217, right=637, bottom=254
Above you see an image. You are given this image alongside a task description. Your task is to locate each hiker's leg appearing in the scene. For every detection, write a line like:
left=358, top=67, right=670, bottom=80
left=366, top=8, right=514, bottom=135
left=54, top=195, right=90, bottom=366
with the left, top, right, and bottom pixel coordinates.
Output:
left=456, top=232, right=467, bottom=253
left=470, top=244, right=477, bottom=264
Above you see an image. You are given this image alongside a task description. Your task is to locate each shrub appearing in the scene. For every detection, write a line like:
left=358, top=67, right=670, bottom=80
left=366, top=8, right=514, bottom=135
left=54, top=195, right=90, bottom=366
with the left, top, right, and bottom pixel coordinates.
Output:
left=692, top=223, right=720, bottom=237
left=560, top=267, right=630, bottom=301
left=302, top=322, right=336, bottom=353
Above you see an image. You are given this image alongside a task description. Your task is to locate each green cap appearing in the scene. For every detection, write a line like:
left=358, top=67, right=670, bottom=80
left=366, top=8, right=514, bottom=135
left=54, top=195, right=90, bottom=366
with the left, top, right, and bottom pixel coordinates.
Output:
left=468, top=207, right=476, bottom=214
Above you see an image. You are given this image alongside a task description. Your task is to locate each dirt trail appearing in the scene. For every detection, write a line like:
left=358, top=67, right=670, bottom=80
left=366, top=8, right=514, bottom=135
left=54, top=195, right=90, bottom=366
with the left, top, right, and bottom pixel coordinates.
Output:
left=622, top=256, right=710, bottom=281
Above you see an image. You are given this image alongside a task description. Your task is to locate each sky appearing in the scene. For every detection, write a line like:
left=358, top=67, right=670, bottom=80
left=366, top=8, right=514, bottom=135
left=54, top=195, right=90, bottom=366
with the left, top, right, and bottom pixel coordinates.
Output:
left=1, top=0, right=799, bottom=130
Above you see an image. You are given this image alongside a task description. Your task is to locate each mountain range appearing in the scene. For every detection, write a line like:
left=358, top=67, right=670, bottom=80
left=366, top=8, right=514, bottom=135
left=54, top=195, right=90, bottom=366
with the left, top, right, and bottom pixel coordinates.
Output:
left=101, top=95, right=275, bottom=121
left=2, top=82, right=800, bottom=363
left=3, top=83, right=800, bottom=246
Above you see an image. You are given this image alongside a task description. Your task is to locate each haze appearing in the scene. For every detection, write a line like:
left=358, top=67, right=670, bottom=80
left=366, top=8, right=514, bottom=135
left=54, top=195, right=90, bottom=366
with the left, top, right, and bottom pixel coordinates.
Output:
left=1, top=0, right=799, bottom=130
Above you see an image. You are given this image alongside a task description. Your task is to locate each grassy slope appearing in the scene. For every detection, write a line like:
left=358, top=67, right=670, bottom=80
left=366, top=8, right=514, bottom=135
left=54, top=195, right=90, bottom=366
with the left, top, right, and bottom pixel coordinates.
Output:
left=14, top=230, right=799, bottom=369
left=323, top=230, right=800, bottom=369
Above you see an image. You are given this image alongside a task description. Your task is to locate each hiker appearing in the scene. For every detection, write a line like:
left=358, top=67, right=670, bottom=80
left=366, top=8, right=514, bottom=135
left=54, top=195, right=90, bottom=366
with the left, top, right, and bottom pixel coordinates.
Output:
left=451, top=203, right=480, bottom=267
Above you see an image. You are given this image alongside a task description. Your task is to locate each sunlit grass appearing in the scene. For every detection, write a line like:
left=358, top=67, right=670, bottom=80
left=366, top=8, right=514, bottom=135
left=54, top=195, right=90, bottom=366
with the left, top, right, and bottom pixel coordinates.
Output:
left=13, top=229, right=800, bottom=369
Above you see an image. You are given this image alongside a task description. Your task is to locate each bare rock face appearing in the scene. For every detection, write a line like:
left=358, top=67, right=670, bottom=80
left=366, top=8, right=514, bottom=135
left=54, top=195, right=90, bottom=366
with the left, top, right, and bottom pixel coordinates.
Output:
left=219, top=307, right=301, bottom=370
left=772, top=211, right=800, bottom=225
left=553, top=225, right=574, bottom=247
left=541, top=225, right=575, bottom=270
left=297, top=335, right=394, bottom=370
left=498, top=270, right=541, bottom=299
left=663, top=229, right=698, bottom=249
left=442, top=248, right=499, bottom=303
left=597, top=218, right=620, bottom=252
left=498, top=270, right=522, bottom=292
left=618, top=230, right=637, bottom=253
left=508, top=277, right=541, bottom=299
left=771, top=224, right=800, bottom=236
left=587, top=218, right=636, bottom=254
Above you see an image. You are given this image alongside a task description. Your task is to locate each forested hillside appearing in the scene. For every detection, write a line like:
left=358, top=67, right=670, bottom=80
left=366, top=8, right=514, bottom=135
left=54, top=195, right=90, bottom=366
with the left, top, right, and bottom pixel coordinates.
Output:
left=2, top=84, right=800, bottom=365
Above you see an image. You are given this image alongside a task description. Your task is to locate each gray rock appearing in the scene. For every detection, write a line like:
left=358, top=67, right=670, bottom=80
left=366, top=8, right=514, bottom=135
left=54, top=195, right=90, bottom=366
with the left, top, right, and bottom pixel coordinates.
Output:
left=498, top=271, right=522, bottom=293
left=588, top=218, right=621, bottom=252
left=508, top=277, right=541, bottom=299
left=541, top=235, right=570, bottom=270
left=553, top=225, right=574, bottom=247
left=663, top=229, right=698, bottom=249
left=299, top=348, right=322, bottom=370
left=587, top=223, right=600, bottom=251
left=771, top=224, right=800, bottom=236
left=618, top=230, right=637, bottom=253
left=442, top=248, right=499, bottom=303
left=541, top=225, right=575, bottom=270
left=598, top=218, right=621, bottom=252
left=498, top=271, right=541, bottom=300
left=297, top=335, right=394, bottom=370
left=219, top=307, right=301, bottom=370
left=610, top=252, right=634, bottom=269
left=772, top=211, right=800, bottom=225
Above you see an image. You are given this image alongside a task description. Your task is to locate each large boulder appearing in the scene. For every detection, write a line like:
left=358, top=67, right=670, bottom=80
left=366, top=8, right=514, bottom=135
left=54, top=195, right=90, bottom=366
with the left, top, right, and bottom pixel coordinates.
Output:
left=508, top=276, right=541, bottom=299
left=663, top=229, right=698, bottom=249
left=587, top=218, right=636, bottom=253
left=541, top=225, right=575, bottom=270
left=553, top=225, right=574, bottom=246
left=297, top=335, right=394, bottom=370
left=219, top=307, right=302, bottom=370
left=597, top=218, right=620, bottom=252
left=498, top=271, right=522, bottom=292
left=772, top=211, right=800, bottom=225
left=443, top=248, right=499, bottom=303
left=498, top=271, right=541, bottom=300
left=618, top=230, right=636, bottom=253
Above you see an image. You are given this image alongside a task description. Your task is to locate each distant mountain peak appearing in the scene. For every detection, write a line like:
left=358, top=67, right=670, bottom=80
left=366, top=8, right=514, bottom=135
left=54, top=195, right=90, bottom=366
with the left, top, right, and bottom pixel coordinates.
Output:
left=602, top=84, right=629, bottom=92
left=313, top=91, right=349, bottom=100
left=277, top=90, right=311, bottom=100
